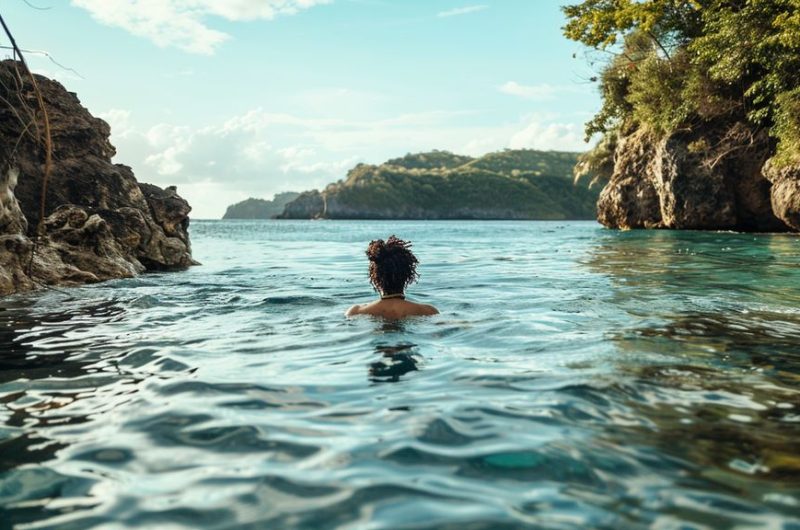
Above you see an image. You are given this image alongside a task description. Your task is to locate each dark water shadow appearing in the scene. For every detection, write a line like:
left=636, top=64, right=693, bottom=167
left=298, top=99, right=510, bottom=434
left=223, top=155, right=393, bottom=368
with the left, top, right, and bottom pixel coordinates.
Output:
left=368, top=320, right=423, bottom=383
left=369, top=343, right=422, bottom=383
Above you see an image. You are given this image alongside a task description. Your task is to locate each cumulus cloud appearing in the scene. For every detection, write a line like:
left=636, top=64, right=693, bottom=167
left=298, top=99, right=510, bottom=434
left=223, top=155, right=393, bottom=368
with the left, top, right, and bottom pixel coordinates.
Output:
left=508, top=117, right=586, bottom=152
left=437, top=5, right=488, bottom=18
left=104, top=109, right=364, bottom=217
left=98, top=109, right=134, bottom=137
left=499, top=82, right=591, bottom=102
left=498, top=81, right=560, bottom=101
left=71, top=0, right=331, bottom=54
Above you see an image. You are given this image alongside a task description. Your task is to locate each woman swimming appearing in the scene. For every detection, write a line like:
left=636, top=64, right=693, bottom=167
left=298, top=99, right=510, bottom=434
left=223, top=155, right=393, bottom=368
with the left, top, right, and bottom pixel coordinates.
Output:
left=346, top=235, right=439, bottom=319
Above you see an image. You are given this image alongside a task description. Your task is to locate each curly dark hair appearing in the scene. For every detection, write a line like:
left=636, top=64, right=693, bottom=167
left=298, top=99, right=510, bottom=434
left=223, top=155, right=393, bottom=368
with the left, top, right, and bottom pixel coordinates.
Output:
left=366, top=235, right=419, bottom=295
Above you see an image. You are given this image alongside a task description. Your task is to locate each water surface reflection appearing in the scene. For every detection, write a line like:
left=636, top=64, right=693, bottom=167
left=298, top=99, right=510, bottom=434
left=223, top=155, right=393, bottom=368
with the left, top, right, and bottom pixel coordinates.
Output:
left=0, top=221, right=799, bottom=529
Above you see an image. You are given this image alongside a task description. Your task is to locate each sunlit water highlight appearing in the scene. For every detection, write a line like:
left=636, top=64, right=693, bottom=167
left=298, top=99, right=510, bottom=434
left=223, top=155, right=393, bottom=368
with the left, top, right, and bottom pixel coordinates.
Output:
left=1, top=220, right=799, bottom=529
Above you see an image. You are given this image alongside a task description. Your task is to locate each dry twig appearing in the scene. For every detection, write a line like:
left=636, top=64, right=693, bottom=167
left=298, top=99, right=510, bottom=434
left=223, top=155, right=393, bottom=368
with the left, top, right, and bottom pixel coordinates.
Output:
left=0, top=12, right=53, bottom=275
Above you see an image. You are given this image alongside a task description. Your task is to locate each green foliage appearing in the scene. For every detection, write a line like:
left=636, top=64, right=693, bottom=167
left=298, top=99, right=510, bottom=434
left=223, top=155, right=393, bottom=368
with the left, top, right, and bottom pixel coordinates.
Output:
left=385, top=150, right=474, bottom=170
left=322, top=150, right=600, bottom=219
left=465, top=149, right=579, bottom=177
left=574, top=130, right=618, bottom=186
left=774, top=87, right=800, bottom=165
left=563, top=0, right=800, bottom=164
left=626, top=50, right=693, bottom=134
left=562, top=0, right=702, bottom=50
left=691, top=0, right=800, bottom=125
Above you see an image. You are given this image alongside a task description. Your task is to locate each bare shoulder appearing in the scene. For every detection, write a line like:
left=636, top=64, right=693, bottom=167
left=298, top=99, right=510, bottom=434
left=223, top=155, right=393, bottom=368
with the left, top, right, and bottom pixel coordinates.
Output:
left=422, top=304, right=439, bottom=315
left=345, top=304, right=365, bottom=317
left=414, top=302, right=439, bottom=316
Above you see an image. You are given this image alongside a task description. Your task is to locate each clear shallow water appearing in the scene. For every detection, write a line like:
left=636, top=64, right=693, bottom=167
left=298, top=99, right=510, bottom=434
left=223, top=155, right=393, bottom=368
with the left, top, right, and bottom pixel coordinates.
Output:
left=1, top=220, right=800, bottom=529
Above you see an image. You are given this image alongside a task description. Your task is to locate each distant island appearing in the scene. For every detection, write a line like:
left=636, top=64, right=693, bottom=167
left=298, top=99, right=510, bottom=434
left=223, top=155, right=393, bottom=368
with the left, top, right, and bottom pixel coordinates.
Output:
left=275, top=149, right=601, bottom=220
left=222, top=192, right=301, bottom=219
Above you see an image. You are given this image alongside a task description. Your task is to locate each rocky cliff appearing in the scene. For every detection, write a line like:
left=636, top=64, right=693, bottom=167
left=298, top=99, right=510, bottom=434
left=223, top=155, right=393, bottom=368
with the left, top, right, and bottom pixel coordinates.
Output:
left=597, top=119, right=799, bottom=232
left=222, top=192, right=300, bottom=219
left=0, top=60, right=195, bottom=296
left=278, top=150, right=600, bottom=220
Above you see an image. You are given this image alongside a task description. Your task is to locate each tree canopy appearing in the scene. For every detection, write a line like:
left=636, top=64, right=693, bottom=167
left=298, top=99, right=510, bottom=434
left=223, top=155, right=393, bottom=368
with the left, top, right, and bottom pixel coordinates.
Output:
left=564, top=0, right=800, bottom=173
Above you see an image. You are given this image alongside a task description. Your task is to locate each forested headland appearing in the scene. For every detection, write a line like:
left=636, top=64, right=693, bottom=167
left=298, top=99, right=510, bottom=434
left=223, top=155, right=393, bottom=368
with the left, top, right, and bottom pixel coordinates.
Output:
left=277, top=149, right=601, bottom=220
left=565, top=0, right=800, bottom=231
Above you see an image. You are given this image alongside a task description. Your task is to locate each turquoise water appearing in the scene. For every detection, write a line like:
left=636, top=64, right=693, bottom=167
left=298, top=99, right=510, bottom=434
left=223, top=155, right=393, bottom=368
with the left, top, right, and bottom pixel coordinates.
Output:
left=1, top=220, right=800, bottom=529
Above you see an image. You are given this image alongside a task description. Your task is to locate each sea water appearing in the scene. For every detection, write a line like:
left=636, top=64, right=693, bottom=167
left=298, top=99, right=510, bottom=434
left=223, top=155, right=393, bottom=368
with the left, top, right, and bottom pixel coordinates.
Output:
left=1, top=220, right=799, bottom=529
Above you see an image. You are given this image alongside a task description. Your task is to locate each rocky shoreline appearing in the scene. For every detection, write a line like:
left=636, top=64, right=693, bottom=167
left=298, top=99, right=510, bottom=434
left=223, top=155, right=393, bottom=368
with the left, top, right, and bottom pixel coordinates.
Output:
left=0, top=60, right=195, bottom=297
left=596, top=119, right=800, bottom=232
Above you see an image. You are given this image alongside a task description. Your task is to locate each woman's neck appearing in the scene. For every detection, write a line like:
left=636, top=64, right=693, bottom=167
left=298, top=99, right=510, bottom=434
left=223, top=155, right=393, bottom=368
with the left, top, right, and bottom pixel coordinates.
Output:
left=380, top=292, right=405, bottom=300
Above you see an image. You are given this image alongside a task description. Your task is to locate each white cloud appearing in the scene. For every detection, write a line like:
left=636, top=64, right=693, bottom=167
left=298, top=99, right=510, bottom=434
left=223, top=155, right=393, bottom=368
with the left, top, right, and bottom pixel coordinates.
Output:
left=509, top=118, right=585, bottom=152
left=71, top=0, right=331, bottom=54
left=498, top=81, right=560, bottom=101
left=280, top=156, right=360, bottom=175
left=104, top=109, right=362, bottom=217
left=437, top=5, right=488, bottom=18
left=499, top=81, right=592, bottom=102
left=98, top=109, right=133, bottom=138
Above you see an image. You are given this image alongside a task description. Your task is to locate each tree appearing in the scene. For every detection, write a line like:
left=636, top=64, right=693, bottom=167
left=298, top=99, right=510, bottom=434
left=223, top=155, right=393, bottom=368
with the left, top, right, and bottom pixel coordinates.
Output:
left=563, top=0, right=800, bottom=168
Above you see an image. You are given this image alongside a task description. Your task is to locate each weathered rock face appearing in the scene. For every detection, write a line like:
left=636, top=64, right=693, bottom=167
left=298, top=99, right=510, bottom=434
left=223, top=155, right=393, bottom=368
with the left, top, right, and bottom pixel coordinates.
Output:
left=0, top=60, right=195, bottom=296
left=763, top=160, right=800, bottom=232
left=222, top=192, right=301, bottom=219
left=278, top=190, right=326, bottom=219
left=598, top=119, right=792, bottom=232
left=596, top=130, right=663, bottom=229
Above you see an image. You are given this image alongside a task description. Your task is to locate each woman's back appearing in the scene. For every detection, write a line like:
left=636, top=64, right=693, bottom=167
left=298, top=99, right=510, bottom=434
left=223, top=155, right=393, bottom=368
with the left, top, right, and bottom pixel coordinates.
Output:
left=346, top=297, right=438, bottom=319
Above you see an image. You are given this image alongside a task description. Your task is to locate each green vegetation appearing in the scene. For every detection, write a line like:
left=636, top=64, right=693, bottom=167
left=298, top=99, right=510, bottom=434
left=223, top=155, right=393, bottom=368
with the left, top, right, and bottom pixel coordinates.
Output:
left=287, top=149, right=600, bottom=220
left=222, top=192, right=300, bottom=219
left=564, top=0, right=800, bottom=177
left=385, top=150, right=474, bottom=170
left=465, top=149, right=579, bottom=176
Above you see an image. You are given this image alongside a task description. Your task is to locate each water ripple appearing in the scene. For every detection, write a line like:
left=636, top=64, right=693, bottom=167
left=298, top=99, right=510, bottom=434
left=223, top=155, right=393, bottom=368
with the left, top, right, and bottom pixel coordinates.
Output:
left=1, top=221, right=800, bottom=528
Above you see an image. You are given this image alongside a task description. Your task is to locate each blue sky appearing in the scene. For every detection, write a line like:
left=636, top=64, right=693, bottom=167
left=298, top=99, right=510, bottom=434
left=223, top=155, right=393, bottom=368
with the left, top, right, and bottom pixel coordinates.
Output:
left=2, top=0, right=600, bottom=218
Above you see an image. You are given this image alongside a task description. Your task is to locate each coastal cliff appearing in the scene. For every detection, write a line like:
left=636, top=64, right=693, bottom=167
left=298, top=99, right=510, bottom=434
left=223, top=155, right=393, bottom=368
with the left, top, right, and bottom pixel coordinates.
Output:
left=0, top=60, right=195, bottom=296
left=222, top=192, right=300, bottom=219
left=596, top=120, right=791, bottom=232
left=564, top=1, right=800, bottom=232
left=279, top=150, right=600, bottom=220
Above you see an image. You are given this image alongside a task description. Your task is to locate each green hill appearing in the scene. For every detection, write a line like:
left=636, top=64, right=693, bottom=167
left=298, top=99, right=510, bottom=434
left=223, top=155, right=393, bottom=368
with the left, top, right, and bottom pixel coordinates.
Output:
left=280, top=149, right=600, bottom=220
left=464, top=149, right=578, bottom=176
left=385, top=150, right=475, bottom=170
left=222, top=192, right=300, bottom=219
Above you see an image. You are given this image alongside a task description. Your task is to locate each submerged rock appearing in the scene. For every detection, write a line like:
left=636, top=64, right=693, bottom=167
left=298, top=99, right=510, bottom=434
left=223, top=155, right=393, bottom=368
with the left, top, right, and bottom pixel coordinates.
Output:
left=0, top=60, right=195, bottom=296
left=597, top=119, right=794, bottom=232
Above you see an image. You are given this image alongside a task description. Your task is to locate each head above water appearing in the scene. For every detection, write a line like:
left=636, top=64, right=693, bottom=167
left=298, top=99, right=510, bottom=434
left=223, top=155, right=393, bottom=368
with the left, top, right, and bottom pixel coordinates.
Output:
left=366, top=235, right=419, bottom=296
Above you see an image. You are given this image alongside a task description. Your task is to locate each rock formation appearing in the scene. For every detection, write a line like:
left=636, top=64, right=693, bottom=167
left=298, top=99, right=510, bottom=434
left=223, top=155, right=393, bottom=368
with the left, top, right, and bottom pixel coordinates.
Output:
left=0, top=60, right=195, bottom=296
left=279, top=190, right=326, bottom=219
left=763, top=160, right=800, bottom=232
left=222, top=192, right=300, bottom=219
left=597, top=118, right=798, bottom=232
